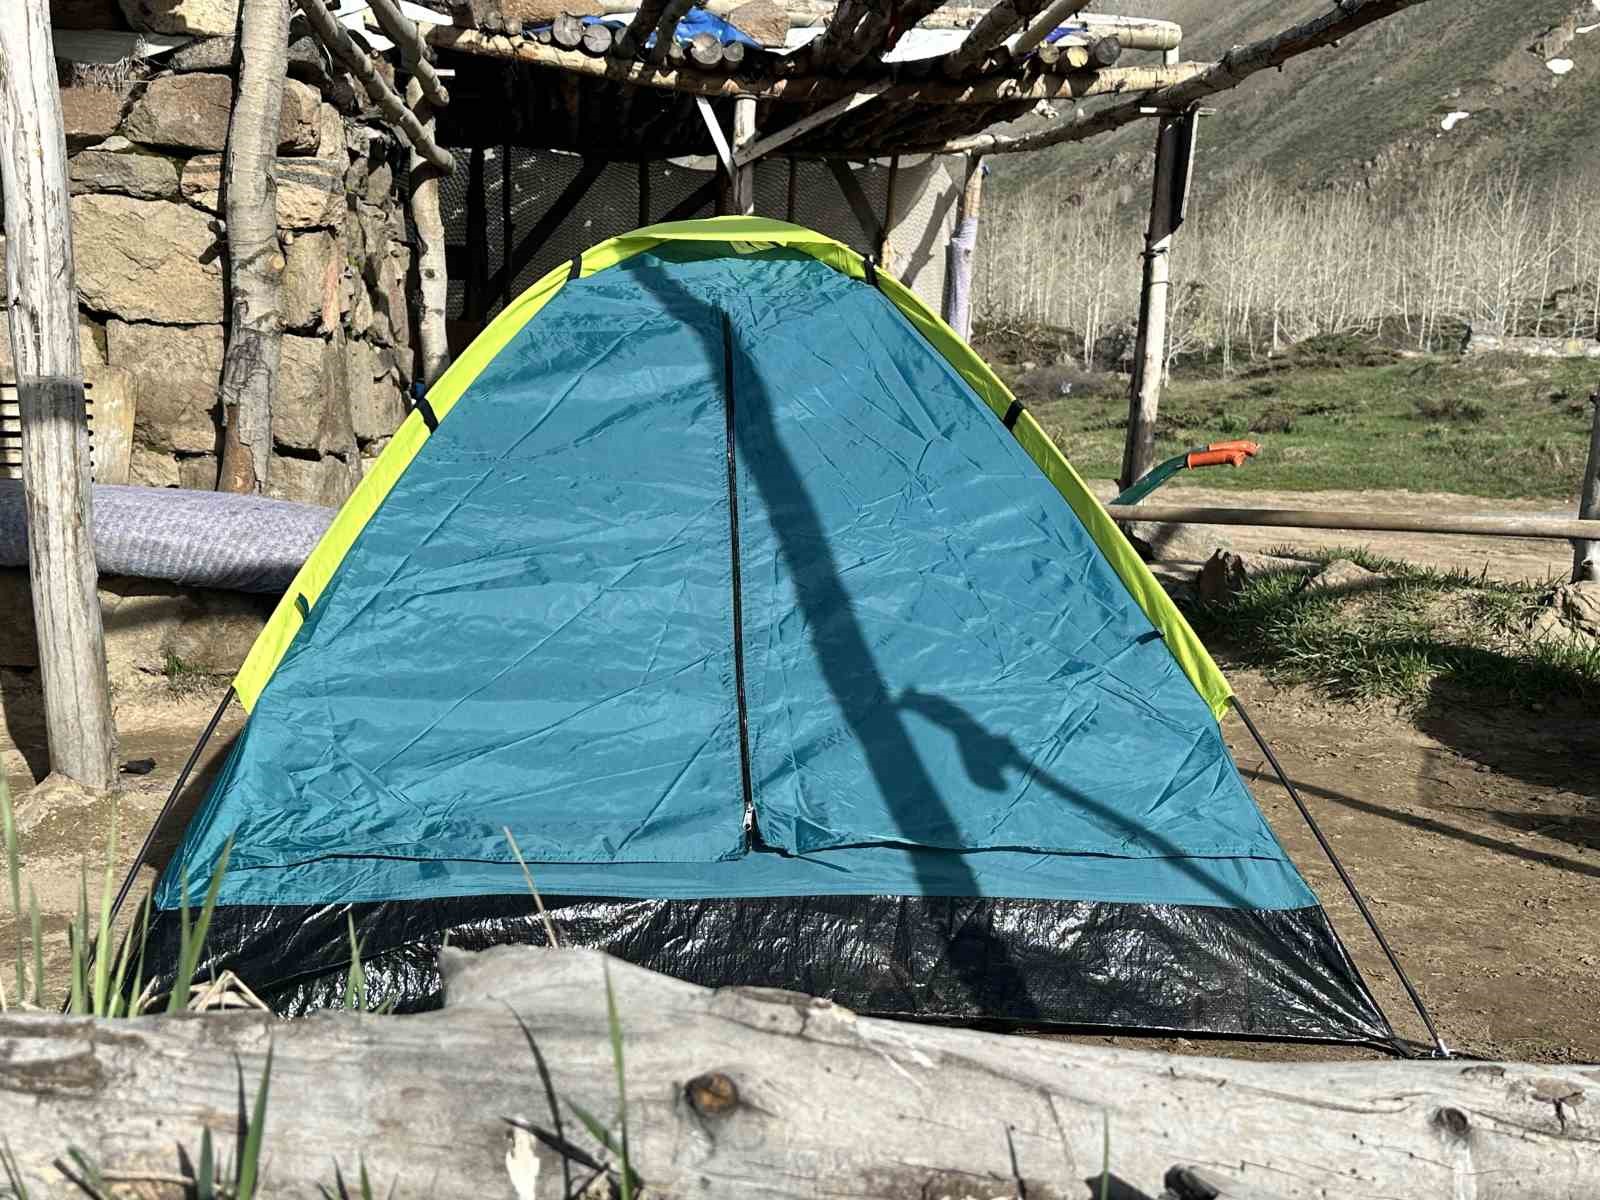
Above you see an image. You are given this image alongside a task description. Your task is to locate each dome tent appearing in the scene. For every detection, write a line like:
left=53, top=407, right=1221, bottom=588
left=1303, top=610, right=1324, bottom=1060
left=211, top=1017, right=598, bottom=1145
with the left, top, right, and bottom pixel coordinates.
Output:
left=144, top=217, right=1393, bottom=1045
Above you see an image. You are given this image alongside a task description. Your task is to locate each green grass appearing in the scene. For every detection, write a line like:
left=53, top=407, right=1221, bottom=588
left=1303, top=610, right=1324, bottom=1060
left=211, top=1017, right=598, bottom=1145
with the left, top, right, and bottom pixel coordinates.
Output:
left=985, top=342, right=1597, bottom=500
left=1186, top=546, right=1600, bottom=707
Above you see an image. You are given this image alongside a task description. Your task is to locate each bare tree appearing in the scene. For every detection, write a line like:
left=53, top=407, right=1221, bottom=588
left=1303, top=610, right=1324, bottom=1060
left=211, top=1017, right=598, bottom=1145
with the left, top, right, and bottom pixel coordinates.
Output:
left=217, top=0, right=291, bottom=494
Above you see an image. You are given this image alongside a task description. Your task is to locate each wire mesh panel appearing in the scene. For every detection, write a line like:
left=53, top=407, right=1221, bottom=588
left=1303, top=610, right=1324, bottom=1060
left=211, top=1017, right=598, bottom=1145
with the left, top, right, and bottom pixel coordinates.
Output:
left=440, top=149, right=966, bottom=323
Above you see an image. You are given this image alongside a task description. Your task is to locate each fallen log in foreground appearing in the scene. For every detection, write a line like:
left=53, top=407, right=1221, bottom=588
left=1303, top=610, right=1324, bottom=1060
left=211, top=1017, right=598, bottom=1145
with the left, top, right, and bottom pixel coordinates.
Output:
left=2, top=947, right=1596, bottom=1197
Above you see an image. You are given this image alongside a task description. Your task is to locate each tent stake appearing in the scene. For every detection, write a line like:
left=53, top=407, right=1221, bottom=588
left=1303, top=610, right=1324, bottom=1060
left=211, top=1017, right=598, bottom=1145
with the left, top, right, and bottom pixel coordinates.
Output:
left=1232, top=696, right=1448, bottom=1059
left=107, top=688, right=236, bottom=927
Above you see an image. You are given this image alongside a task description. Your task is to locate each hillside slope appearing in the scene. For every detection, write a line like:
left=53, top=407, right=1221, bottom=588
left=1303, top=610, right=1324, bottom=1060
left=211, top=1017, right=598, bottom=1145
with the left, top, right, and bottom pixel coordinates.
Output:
left=994, top=0, right=1600, bottom=196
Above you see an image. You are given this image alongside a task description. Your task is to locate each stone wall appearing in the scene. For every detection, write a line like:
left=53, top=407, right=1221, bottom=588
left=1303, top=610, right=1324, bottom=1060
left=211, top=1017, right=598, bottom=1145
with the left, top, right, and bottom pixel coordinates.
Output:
left=2, top=50, right=415, bottom=506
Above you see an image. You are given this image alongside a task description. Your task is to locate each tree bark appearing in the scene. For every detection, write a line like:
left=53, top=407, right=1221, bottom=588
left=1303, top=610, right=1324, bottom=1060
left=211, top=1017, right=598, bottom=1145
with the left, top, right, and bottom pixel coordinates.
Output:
left=1572, top=390, right=1599, bottom=582
left=406, top=79, right=450, bottom=389
left=1121, top=111, right=1181, bottom=493
left=0, top=948, right=1596, bottom=1198
left=217, top=0, right=290, bottom=496
left=0, top=0, right=117, bottom=792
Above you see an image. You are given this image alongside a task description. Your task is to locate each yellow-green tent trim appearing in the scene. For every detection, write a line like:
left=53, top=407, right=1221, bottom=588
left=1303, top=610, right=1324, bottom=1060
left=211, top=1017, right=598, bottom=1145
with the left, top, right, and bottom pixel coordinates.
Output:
left=232, top=216, right=1231, bottom=718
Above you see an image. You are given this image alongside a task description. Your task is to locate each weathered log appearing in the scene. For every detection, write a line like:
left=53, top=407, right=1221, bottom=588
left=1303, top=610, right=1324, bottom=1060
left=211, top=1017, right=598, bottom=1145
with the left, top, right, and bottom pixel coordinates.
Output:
left=1088, top=33, right=1122, bottom=68
left=368, top=0, right=452, bottom=106
left=580, top=20, right=613, bottom=54
left=721, top=37, right=745, bottom=67
left=933, top=0, right=1433, bottom=154
left=939, top=0, right=1055, bottom=78
left=1037, top=40, right=1090, bottom=69
left=428, top=28, right=1206, bottom=104
left=0, top=0, right=117, bottom=791
left=217, top=0, right=288, bottom=498
left=1005, top=0, right=1090, bottom=58
left=1, top=947, right=1597, bottom=1198
left=550, top=11, right=585, bottom=48
left=688, top=30, right=724, bottom=67
left=297, top=0, right=455, bottom=171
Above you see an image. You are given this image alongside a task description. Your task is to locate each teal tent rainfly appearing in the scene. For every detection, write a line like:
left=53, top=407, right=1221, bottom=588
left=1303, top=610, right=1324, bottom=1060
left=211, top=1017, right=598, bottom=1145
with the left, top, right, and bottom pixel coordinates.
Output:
left=136, top=218, right=1422, bottom=1048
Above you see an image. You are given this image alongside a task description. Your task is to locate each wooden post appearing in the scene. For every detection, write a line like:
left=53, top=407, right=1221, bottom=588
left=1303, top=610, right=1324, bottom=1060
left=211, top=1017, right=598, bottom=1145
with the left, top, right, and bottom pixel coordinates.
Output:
left=723, top=95, right=757, bottom=214
left=217, top=0, right=289, bottom=496
left=943, top=153, right=983, bottom=339
left=878, top=153, right=900, bottom=269
left=1574, top=388, right=1600, bottom=583
left=1119, top=112, right=1182, bottom=493
left=406, top=79, right=450, bottom=389
left=0, top=0, right=117, bottom=792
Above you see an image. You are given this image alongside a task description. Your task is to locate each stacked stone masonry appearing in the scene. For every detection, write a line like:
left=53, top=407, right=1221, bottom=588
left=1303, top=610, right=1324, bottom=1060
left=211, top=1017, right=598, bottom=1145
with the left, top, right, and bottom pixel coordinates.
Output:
left=3, top=37, right=415, bottom=507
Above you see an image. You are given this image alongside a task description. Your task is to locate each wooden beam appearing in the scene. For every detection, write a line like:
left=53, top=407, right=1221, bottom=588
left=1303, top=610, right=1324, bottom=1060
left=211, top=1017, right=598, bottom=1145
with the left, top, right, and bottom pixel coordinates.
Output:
left=939, top=0, right=1054, bottom=78
left=217, top=0, right=288, bottom=497
left=732, top=88, right=882, bottom=165
left=1005, top=0, right=1090, bottom=58
left=427, top=29, right=1205, bottom=105
left=1102, top=504, right=1600, bottom=542
left=931, top=0, right=1436, bottom=154
left=367, top=0, right=451, bottom=107
left=297, top=0, right=455, bottom=171
left=724, top=94, right=756, bottom=214
left=2, top=948, right=1598, bottom=1198
left=0, top=0, right=116, bottom=793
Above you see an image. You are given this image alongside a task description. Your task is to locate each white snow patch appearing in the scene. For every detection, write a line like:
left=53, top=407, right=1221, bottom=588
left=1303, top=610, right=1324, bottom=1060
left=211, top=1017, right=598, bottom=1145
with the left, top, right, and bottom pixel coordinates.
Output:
left=1546, top=57, right=1575, bottom=75
left=1441, top=110, right=1471, bottom=131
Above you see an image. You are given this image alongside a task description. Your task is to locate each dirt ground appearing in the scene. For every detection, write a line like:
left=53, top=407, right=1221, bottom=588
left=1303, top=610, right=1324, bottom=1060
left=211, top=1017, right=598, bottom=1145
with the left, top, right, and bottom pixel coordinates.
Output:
left=1, top=487, right=1595, bottom=1063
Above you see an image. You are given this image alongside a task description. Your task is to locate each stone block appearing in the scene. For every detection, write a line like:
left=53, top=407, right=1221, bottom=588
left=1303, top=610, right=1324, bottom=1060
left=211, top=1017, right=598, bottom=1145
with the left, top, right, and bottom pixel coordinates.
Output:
left=107, top=319, right=223, bottom=454
left=348, top=338, right=407, bottom=442
left=60, top=87, right=130, bottom=151
left=177, top=453, right=218, bottom=490
left=118, top=0, right=241, bottom=37
left=266, top=452, right=352, bottom=507
left=500, top=0, right=602, bottom=21
left=71, top=195, right=225, bottom=323
left=0, top=317, right=105, bottom=379
left=274, top=334, right=351, bottom=453
left=164, top=589, right=275, bottom=672
left=726, top=0, right=787, bottom=46
left=123, top=74, right=320, bottom=153
left=169, top=33, right=329, bottom=81
left=69, top=147, right=181, bottom=200
left=128, top=445, right=180, bottom=487
left=281, top=230, right=340, bottom=332
left=180, top=154, right=344, bottom=229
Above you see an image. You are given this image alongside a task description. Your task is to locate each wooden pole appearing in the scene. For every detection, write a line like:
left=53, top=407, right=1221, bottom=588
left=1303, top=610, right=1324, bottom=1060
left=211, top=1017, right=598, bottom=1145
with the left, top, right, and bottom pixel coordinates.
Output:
left=1101, top=504, right=1600, bottom=542
left=1120, top=112, right=1180, bottom=493
left=366, top=0, right=450, bottom=107
left=878, top=153, right=900, bottom=269
left=0, top=0, right=117, bottom=792
left=943, top=154, right=983, bottom=339
left=1574, top=388, right=1600, bottom=582
left=727, top=96, right=757, bottom=214
left=217, top=0, right=290, bottom=497
left=297, top=0, right=454, bottom=171
left=406, top=79, right=450, bottom=388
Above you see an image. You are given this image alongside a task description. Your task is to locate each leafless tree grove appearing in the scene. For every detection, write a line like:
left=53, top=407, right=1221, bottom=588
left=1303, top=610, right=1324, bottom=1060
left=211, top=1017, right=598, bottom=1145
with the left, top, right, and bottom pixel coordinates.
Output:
left=976, top=168, right=1600, bottom=370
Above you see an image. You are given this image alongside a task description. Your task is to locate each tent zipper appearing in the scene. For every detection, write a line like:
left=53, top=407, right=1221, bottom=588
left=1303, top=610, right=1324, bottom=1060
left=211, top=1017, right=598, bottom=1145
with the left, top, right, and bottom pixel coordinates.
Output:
left=722, top=313, right=759, bottom=847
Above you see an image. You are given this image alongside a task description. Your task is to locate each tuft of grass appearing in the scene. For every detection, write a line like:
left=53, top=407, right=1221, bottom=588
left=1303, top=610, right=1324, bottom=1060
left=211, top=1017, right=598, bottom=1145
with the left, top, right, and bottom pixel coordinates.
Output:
left=1189, top=546, right=1600, bottom=707
left=166, top=838, right=234, bottom=1015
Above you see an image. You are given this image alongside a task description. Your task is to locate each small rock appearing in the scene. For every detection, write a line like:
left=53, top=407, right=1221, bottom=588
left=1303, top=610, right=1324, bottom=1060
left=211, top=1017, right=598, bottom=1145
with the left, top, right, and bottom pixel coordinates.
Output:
left=1550, top=580, right=1600, bottom=638
left=59, top=87, right=130, bottom=151
left=123, top=74, right=320, bottom=154
left=1196, top=549, right=1308, bottom=603
left=69, top=147, right=181, bottom=200
left=180, top=154, right=345, bottom=229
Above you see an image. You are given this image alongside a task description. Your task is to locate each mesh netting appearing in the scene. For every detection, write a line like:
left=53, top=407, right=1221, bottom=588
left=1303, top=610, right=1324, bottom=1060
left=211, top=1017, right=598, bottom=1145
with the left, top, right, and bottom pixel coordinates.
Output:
left=441, top=152, right=964, bottom=323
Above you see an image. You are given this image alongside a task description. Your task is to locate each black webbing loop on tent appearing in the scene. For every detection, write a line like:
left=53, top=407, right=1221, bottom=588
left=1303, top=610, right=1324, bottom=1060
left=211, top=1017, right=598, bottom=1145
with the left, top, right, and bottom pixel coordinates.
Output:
left=1002, top=399, right=1026, bottom=429
left=568, top=254, right=583, bottom=281
left=294, top=594, right=311, bottom=619
left=1232, top=696, right=1449, bottom=1059
left=861, top=255, right=878, bottom=287
left=105, top=688, right=236, bottom=930
left=415, top=395, right=439, bottom=432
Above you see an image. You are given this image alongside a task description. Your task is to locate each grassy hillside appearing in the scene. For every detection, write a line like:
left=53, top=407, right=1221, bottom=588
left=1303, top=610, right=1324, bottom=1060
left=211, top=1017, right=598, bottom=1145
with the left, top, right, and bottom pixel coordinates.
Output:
left=994, top=0, right=1600, bottom=196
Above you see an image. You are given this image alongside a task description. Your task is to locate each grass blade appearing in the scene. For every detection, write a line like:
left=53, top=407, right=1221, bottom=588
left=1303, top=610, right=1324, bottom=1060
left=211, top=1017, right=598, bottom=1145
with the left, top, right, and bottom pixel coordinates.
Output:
left=197, top=1128, right=214, bottom=1199
left=3, top=775, right=24, bottom=1004
left=565, top=1100, right=642, bottom=1197
left=1, top=1138, right=31, bottom=1200
left=69, top=868, right=89, bottom=1016
left=28, top=885, right=42, bottom=1008
left=502, top=827, right=560, bottom=947
left=506, top=1005, right=572, bottom=1200
left=167, top=837, right=233, bottom=1014
left=602, top=962, right=633, bottom=1200
left=90, top=809, right=118, bottom=1016
left=235, top=1042, right=273, bottom=1200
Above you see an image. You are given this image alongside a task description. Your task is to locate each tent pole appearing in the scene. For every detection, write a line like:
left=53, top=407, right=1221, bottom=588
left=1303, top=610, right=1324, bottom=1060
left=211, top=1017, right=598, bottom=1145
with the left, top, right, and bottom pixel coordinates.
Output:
left=1232, top=696, right=1448, bottom=1059
left=107, top=687, right=236, bottom=927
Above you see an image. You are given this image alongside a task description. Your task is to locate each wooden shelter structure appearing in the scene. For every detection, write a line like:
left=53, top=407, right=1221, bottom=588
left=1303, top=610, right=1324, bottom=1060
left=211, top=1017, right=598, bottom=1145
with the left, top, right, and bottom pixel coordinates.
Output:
left=294, top=0, right=1429, bottom=473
